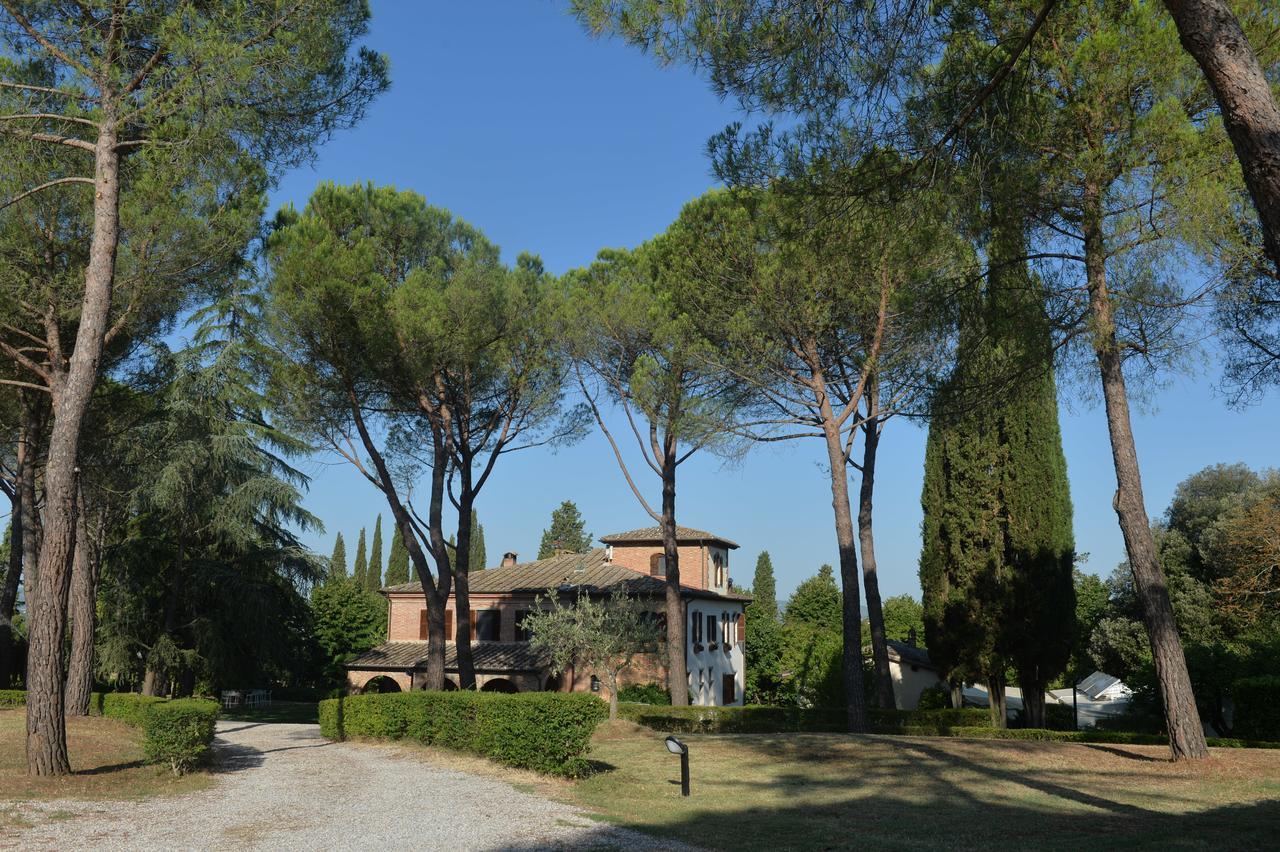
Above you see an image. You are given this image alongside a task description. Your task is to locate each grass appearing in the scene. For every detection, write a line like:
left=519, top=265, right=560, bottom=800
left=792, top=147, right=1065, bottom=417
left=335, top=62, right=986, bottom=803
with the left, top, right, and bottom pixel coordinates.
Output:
left=219, top=700, right=318, bottom=724
left=0, top=709, right=212, bottom=802
left=567, top=724, right=1280, bottom=850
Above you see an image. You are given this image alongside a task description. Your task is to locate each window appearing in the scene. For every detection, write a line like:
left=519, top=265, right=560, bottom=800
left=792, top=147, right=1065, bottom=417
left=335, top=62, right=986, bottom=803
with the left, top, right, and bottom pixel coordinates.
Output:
left=419, top=609, right=428, bottom=640
left=722, top=673, right=736, bottom=705
left=721, top=612, right=731, bottom=649
left=444, top=609, right=454, bottom=640
left=649, top=553, right=666, bottom=577
left=707, top=614, right=717, bottom=648
left=736, top=613, right=744, bottom=643
left=477, top=609, right=501, bottom=642
left=691, top=610, right=702, bottom=645
left=514, top=610, right=531, bottom=642
left=712, top=552, right=724, bottom=587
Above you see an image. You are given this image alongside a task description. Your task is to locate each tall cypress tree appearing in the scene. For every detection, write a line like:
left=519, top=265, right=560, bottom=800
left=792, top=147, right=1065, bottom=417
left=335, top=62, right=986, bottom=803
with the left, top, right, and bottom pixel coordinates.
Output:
left=469, top=510, right=486, bottom=571
left=367, top=515, right=383, bottom=591
left=384, top=524, right=410, bottom=586
left=353, top=527, right=368, bottom=591
left=329, top=533, right=348, bottom=582
left=751, top=551, right=778, bottom=621
left=920, top=211, right=1075, bottom=728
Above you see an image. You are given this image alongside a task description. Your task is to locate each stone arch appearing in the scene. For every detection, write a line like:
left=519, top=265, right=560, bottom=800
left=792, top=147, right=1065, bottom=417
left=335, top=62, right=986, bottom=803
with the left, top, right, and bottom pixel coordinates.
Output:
left=363, top=675, right=402, bottom=694
left=479, top=678, right=519, bottom=694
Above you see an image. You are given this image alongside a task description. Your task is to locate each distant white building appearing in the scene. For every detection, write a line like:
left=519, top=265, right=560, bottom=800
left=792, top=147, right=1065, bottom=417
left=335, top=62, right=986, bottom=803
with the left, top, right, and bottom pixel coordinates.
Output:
left=1047, top=671, right=1133, bottom=728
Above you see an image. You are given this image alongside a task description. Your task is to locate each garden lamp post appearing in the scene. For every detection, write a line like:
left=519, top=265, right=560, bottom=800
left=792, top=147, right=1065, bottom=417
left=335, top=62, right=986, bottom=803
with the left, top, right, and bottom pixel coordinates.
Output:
left=665, top=735, right=690, bottom=796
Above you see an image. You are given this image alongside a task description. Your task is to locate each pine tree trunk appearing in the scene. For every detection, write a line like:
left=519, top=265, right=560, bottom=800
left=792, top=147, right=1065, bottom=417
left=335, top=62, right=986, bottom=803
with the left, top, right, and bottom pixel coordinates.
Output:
left=858, top=380, right=894, bottom=710
left=1082, top=184, right=1209, bottom=761
left=1163, top=0, right=1280, bottom=275
left=987, top=674, right=1007, bottom=728
left=27, top=119, right=121, bottom=777
left=65, top=499, right=101, bottom=715
left=660, top=451, right=690, bottom=707
left=821, top=417, right=867, bottom=734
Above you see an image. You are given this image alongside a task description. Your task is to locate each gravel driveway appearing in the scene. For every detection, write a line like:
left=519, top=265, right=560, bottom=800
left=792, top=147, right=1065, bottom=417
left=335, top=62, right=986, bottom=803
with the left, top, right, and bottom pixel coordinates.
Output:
left=6, top=720, right=682, bottom=851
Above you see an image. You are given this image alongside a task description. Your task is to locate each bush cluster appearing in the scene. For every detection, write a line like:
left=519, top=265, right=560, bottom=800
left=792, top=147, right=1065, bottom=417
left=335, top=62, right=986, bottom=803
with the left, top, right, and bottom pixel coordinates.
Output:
left=0, top=690, right=218, bottom=774
left=142, top=699, right=220, bottom=775
left=1232, top=676, right=1280, bottom=740
left=616, top=683, right=671, bottom=705
left=617, top=704, right=993, bottom=734
left=319, top=691, right=606, bottom=777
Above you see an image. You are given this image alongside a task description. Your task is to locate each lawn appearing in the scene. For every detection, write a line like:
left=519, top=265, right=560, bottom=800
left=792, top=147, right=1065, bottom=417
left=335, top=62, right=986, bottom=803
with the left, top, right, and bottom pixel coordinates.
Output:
left=0, top=709, right=212, bottom=802
left=570, top=724, right=1280, bottom=850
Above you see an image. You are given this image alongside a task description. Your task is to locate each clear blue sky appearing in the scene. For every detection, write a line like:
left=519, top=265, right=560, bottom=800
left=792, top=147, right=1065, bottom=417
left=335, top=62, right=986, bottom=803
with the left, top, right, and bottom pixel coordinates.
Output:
left=264, top=0, right=1280, bottom=605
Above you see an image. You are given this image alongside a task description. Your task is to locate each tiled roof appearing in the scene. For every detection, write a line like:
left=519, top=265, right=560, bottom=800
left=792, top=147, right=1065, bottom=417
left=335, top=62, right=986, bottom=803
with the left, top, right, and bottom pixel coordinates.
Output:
left=886, top=639, right=935, bottom=668
left=347, top=641, right=550, bottom=673
left=382, top=547, right=752, bottom=602
left=598, top=526, right=739, bottom=549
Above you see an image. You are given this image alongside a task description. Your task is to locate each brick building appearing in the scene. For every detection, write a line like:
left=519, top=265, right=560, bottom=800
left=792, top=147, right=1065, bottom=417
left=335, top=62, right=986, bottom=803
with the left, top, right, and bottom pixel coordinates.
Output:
left=345, top=526, right=751, bottom=706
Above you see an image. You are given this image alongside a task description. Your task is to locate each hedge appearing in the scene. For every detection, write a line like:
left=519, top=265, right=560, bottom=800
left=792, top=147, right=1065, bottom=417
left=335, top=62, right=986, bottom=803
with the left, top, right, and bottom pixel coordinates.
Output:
left=0, top=690, right=218, bottom=774
left=319, top=691, right=607, bottom=777
left=914, top=725, right=1280, bottom=749
left=142, top=699, right=220, bottom=775
left=1233, top=676, right=1280, bottom=740
left=617, top=704, right=991, bottom=734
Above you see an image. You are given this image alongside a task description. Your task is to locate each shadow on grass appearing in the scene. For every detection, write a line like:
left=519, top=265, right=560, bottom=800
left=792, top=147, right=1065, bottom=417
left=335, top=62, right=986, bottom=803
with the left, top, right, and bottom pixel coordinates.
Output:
left=75, top=759, right=147, bottom=776
left=491, top=797, right=1280, bottom=851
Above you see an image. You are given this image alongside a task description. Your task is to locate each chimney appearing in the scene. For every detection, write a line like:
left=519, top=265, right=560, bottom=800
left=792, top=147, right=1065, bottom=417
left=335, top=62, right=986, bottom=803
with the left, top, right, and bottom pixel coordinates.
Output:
left=501, top=551, right=518, bottom=568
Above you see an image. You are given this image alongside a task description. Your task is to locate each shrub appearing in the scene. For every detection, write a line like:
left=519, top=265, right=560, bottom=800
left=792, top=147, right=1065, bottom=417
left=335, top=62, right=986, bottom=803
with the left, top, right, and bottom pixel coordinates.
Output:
left=869, top=707, right=991, bottom=732
left=616, top=683, right=671, bottom=705
left=100, top=692, right=168, bottom=727
left=916, top=686, right=948, bottom=710
left=0, top=689, right=25, bottom=708
left=142, top=699, right=219, bottom=775
left=1042, top=704, right=1076, bottom=731
left=615, top=704, right=993, bottom=734
left=319, top=691, right=606, bottom=777
left=1233, top=676, right=1280, bottom=740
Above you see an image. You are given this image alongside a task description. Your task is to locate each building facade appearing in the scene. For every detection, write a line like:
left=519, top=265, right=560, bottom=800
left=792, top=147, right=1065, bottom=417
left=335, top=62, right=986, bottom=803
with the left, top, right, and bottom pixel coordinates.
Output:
left=346, top=526, right=750, bottom=706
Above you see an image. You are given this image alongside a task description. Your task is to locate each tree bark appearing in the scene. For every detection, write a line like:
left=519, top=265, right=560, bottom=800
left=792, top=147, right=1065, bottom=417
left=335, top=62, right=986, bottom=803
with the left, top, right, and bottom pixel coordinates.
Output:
left=660, top=449, right=690, bottom=707
left=65, top=496, right=101, bottom=715
left=1163, top=0, right=1280, bottom=275
left=987, top=673, right=1007, bottom=728
left=1082, top=183, right=1209, bottom=761
left=27, top=118, right=121, bottom=777
left=1020, top=673, right=1046, bottom=729
left=821, top=417, right=868, bottom=733
left=858, top=380, right=894, bottom=710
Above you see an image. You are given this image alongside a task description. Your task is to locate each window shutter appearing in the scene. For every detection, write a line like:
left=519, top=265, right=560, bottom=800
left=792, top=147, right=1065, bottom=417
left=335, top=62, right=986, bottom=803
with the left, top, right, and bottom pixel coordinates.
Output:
left=419, top=609, right=428, bottom=640
left=736, top=613, right=745, bottom=643
left=445, top=609, right=453, bottom=640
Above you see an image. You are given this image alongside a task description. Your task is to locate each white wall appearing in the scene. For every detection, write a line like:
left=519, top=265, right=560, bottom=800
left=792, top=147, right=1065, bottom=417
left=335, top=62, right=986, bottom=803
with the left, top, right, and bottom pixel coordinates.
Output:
left=686, top=599, right=745, bottom=706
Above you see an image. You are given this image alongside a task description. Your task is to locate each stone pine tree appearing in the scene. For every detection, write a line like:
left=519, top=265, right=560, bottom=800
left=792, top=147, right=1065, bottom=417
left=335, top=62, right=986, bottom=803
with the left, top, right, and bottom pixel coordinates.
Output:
left=384, top=525, right=410, bottom=587
left=0, top=0, right=386, bottom=778
left=744, top=551, right=784, bottom=702
left=538, top=501, right=593, bottom=558
left=353, top=528, right=368, bottom=591
left=329, top=533, right=348, bottom=582
left=367, top=516, right=383, bottom=591
left=920, top=213, right=1075, bottom=729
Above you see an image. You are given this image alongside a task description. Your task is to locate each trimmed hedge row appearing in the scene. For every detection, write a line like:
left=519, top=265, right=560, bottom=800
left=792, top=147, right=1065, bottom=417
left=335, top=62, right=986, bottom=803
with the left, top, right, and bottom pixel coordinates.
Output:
left=319, top=691, right=606, bottom=777
left=901, top=725, right=1280, bottom=749
left=1233, top=676, right=1280, bottom=740
left=0, top=690, right=218, bottom=774
left=616, top=703, right=992, bottom=734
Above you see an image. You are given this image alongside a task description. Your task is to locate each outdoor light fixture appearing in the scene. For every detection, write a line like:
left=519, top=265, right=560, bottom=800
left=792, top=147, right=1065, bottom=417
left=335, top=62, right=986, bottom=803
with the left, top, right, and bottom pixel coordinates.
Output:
left=665, top=735, right=690, bottom=796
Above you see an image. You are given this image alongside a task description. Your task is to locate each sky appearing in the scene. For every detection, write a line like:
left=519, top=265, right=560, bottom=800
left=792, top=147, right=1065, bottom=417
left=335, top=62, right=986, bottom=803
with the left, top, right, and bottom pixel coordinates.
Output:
left=259, top=0, right=1280, bottom=605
